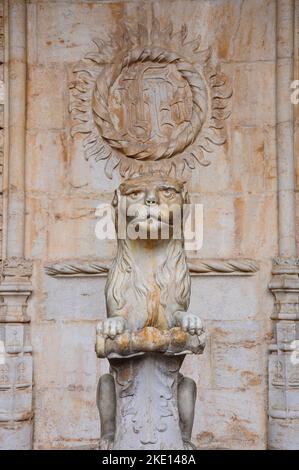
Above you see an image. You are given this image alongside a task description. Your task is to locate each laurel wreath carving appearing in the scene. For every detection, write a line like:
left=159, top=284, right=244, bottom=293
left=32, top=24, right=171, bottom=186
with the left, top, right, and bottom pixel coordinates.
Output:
left=70, top=20, right=232, bottom=179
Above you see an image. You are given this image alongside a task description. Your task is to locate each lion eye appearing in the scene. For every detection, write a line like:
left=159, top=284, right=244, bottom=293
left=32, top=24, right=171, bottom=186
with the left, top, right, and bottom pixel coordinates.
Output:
left=162, top=188, right=175, bottom=198
left=129, top=191, right=141, bottom=199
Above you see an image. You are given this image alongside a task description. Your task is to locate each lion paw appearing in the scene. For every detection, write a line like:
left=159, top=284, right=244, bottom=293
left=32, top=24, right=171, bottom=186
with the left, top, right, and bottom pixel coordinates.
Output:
left=97, top=317, right=126, bottom=339
left=175, top=312, right=204, bottom=336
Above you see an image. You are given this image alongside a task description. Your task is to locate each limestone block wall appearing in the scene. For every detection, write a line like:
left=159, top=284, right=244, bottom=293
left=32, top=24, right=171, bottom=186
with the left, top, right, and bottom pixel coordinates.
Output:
left=0, top=0, right=298, bottom=450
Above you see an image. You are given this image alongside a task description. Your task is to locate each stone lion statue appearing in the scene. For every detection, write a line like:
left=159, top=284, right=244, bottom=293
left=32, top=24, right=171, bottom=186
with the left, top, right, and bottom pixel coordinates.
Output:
left=96, top=173, right=205, bottom=449
left=99, top=173, right=202, bottom=336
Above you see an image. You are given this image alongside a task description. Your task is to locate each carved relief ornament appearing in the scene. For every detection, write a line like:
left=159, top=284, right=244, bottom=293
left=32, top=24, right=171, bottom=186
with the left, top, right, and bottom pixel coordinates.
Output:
left=70, top=20, right=232, bottom=178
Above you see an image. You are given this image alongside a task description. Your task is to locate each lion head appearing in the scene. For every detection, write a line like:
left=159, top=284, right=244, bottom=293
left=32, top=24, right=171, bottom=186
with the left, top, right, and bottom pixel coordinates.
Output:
left=113, top=173, right=189, bottom=240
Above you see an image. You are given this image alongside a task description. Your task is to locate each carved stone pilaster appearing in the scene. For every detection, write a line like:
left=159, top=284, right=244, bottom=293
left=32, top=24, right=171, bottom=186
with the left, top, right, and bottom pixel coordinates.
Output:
left=268, top=0, right=299, bottom=450
left=0, top=0, right=32, bottom=450
left=0, top=257, right=33, bottom=449
left=268, top=259, right=299, bottom=449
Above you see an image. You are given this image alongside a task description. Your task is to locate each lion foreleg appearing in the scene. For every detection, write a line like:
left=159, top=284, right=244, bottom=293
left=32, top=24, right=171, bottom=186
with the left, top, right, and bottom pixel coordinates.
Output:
left=96, top=373, right=116, bottom=446
left=178, top=374, right=197, bottom=448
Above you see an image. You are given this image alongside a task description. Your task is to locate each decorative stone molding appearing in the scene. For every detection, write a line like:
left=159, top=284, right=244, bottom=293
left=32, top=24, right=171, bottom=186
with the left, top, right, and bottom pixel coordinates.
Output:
left=273, top=258, right=299, bottom=266
left=45, top=261, right=110, bottom=277
left=70, top=18, right=231, bottom=178
left=187, top=258, right=259, bottom=276
left=269, top=257, right=299, bottom=321
left=272, top=258, right=299, bottom=275
left=0, top=258, right=33, bottom=323
left=269, top=273, right=299, bottom=321
left=45, top=258, right=259, bottom=278
left=2, top=257, right=33, bottom=279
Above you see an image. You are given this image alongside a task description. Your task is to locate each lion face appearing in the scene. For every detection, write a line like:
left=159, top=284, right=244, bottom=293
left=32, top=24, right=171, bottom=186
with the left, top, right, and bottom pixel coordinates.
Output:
left=113, top=175, right=188, bottom=240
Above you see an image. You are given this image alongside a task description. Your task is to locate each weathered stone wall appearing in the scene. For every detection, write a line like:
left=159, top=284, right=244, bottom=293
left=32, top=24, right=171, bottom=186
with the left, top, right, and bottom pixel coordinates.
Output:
left=2, top=0, right=299, bottom=450
left=21, top=0, right=277, bottom=450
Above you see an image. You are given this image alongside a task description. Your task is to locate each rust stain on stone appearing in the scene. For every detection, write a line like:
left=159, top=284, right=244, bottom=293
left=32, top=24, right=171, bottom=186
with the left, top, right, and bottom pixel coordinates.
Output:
left=211, top=327, right=229, bottom=337
left=218, top=37, right=229, bottom=59
left=196, top=431, right=215, bottom=445
left=234, top=196, right=245, bottom=250
left=59, top=133, right=68, bottom=165
left=108, top=2, right=125, bottom=24
left=241, top=371, right=262, bottom=387
left=145, top=283, right=161, bottom=327
left=229, top=416, right=260, bottom=445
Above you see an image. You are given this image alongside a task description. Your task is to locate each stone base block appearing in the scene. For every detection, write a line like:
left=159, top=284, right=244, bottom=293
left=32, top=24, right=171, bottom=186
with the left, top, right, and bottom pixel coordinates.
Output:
left=0, top=420, right=32, bottom=449
left=268, top=418, right=299, bottom=450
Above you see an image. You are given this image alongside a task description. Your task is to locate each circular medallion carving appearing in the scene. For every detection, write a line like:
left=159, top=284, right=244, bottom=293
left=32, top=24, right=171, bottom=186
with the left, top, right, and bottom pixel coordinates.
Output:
left=70, top=21, right=232, bottom=178
left=92, top=47, right=207, bottom=162
left=108, top=61, right=193, bottom=156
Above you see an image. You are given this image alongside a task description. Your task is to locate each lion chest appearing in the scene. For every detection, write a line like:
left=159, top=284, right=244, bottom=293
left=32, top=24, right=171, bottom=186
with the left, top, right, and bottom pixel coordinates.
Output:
left=145, top=282, right=168, bottom=330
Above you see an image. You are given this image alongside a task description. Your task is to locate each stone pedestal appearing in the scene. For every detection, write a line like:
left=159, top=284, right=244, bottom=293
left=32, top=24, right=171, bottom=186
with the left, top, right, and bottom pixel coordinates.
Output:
left=110, top=354, right=185, bottom=450
left=96, top=327, right=205, bottom=450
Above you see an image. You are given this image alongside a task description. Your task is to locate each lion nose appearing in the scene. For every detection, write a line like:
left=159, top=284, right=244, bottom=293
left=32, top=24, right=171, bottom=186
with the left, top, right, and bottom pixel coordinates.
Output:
left=145, top=191, right=157, bottom=206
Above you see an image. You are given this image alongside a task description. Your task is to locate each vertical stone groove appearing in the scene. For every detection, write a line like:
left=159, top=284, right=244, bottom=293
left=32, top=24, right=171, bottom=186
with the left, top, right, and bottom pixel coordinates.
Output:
left=5, top=0, right=26, bottom=258
left=276, top=0, right=296, bottom=258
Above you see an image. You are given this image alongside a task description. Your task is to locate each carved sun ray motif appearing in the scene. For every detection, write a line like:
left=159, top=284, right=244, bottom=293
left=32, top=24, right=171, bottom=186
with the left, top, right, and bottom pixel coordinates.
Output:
left=69, top=19, right=232, bottom=179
